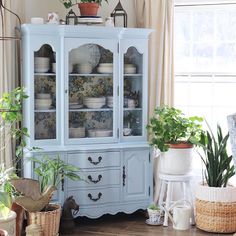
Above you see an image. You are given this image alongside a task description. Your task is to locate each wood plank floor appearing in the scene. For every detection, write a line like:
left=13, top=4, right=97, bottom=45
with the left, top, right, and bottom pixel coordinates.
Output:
left=60, top=211, right=235, bottom=236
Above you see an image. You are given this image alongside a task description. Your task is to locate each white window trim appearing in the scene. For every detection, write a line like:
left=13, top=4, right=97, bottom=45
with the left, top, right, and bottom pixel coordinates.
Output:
left=175, top=0, right=236, bottom=6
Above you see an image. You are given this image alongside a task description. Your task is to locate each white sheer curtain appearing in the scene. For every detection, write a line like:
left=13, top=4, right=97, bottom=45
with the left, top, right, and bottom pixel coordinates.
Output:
left=0, top=0, right=24, bottom=166
left=134, top=0, right=175, bottom=203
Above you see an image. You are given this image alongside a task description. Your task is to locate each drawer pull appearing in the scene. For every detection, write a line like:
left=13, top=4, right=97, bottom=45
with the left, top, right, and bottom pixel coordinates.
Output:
left=88, top=156, right=102, bottom=165
left=88, top=192, right=102, bottom=202
left=88, top=174, right=102, bottom=184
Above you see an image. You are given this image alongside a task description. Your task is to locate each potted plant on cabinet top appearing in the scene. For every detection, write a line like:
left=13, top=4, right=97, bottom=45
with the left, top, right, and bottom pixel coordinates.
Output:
left=11, top=155, right=83, bottom=236
left=195, top=124, right=236, bottom=233
left=60, top=0, right=108, bottom=16
left=147, top=106, right=203, bottom=175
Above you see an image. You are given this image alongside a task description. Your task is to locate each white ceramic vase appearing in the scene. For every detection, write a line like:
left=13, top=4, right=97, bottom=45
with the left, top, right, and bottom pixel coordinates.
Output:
left=0, top=210, right=16, bottom=236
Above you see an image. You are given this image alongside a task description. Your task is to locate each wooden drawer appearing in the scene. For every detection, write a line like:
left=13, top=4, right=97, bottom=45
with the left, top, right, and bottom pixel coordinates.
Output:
left=68, top=187, right=120, bottom=206
left=68, top=169, right=120, bottom=188
left=68, top=152, right=120, bottom=169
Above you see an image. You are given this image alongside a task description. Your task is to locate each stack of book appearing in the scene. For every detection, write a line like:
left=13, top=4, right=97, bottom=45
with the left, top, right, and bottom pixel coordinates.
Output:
left=77, top=16, right=103, bottom=25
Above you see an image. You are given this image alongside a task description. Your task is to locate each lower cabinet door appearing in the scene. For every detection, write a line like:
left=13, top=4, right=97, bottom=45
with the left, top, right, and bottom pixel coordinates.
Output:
left=123, top=149, right=150, bottom=201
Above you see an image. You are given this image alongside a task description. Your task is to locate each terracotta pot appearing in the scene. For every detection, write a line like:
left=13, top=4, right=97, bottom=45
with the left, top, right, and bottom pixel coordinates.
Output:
left=11, top=203, right=24, bottom=236
left=168, top=143, right=193, bottom=149
left=78, top=3, right=99, bottom=16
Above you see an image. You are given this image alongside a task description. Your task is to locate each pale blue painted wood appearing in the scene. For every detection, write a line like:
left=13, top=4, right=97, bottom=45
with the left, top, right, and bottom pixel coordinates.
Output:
left=22, top=24, right=153, bottom=218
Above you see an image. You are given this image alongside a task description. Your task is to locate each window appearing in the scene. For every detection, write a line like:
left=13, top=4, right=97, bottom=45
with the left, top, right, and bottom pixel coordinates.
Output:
left=174, top=3, right=236, bottom=132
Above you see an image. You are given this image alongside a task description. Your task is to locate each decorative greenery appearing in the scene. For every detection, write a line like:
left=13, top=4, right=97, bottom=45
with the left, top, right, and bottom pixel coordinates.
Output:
left=0, top=87, right=29, bottom=163
left=197, top=124, right=235, bottom=187
left=148, top=203, right=160, bottom=211
left=0, top=165, right=18, bottom=218
left=147, top=106, right=203, bottom=152
left=59, top=0, right=108, bottom=8
left=31, top=155, right=83, bottom=193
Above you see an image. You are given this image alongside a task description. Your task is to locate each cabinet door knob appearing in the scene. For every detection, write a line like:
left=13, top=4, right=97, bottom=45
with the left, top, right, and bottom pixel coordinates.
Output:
left=88, top=192, right=102, bottom=202
left=88, top=156, right=102, bottom=165
left=88, top=174, right=102, bottom=184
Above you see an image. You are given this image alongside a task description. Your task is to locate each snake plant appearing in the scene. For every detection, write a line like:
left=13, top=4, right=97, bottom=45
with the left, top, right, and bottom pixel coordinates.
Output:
left=197, top=124, right=235, bottom=187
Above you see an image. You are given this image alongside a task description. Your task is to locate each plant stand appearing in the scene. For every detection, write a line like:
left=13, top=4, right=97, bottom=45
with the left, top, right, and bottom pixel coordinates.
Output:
left=196, top=185, right=236, bottom=233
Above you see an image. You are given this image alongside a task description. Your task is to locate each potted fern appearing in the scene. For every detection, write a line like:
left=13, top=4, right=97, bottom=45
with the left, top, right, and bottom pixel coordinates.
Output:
left=147, top=106, right=203, bottom=174
left=11, top=155, right=83, bottom=236
left=60, top=0, right=108, bottom=16
left=195, top=124, right=236, bottom=233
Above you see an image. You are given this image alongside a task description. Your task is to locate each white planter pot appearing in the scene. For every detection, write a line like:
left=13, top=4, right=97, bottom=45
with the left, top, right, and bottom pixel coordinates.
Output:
left=147, top=209, right=161, bottom=223
left=160, top=147, right=193, bottom=175
left=0, top=210, right=16, bottom=236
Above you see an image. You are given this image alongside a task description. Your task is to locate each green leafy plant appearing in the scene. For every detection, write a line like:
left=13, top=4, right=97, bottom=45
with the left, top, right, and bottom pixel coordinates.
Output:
left=147, top=106, right=203, bottom=152
left=0, top=87, right=29, bottom=163
left=60, top=0, right=108, bottom=8
left=148, top=203, right=160, bottom=211
left=197, top=124, right=235, bottom=187
left=31, top=155, right=83, bottom=193
left=0, top=165, right=18, bottom=218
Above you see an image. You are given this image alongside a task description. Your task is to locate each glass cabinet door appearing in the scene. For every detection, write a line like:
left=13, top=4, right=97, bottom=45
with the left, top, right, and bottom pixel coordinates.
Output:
left=34, top=44, right=57, bottom=140
left=123, top=47, right=143, bottom=138
left=66, top=43, right=116, bottom=142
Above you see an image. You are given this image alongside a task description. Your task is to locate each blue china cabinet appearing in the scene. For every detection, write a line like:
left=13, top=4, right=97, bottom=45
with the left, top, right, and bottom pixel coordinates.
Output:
left=22, top=24, right=153, bottom=218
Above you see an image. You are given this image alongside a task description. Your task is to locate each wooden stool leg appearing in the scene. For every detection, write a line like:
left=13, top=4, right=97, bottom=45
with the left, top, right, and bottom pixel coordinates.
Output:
left=186, top=181, right=195, bottom=225
left=163, top=181, right=172, bottom=227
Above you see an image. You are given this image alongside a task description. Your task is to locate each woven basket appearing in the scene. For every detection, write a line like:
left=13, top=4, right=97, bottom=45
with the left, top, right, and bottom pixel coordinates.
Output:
left=196, top=185, right=236, bottom=233
left=27, top=204, right=61, bottom=236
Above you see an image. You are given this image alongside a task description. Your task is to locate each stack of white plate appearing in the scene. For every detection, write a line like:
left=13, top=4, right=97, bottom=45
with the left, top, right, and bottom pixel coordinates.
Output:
left=88, top=129, right=113, bottom=137
left=83, top=97, right=106, bottom=109
left=35, top=98, right=52, bottom=110
left=124, top=64, right=136, bottom=74
left=97, top=63, right=113, bottom=74
left=75, top=63, right=92, bottom=74
left=34, top=57, right=50, bottom=73
left=69, top=127, right=85, bottom=138
left=107, top=96, right=113, bottom=108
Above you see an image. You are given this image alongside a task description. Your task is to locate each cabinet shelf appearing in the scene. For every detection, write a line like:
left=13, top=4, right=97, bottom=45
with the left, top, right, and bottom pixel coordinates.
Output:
left=34, top=73, right=55, bottom=76
left=34, top=109, right=56, bottom=112
left=69, top=73, right=113, bottom=77
left=124, top=108, right=142, bottom=111
left=124, top=74, right=142, bottom=77
left=69, top=108, right=113, bottom=112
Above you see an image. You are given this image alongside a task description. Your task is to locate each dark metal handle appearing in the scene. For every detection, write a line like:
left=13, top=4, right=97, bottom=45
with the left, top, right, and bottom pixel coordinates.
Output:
left=88, top=156, right=102, bottom=165
left=123, top=166, right=126, bottom=186
left=61, top=171, right=64, bottom=191
left=88, top=192, right=102, bottom=202
left=88, top=174, right=102, bottom=184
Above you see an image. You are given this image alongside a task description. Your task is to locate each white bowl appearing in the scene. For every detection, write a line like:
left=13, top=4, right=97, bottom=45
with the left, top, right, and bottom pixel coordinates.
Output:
left=36, top=93, right=51, bottom=99
left=84, top=97, right=106, bottom=103
left=97, top=67, right=113, bottom=74
left=69, top=127, right=85, bottom=138
left=124, top=67, right=136, bottom=74
left=35, top=57, right=50, bottom=63
left=76, top=63, right=92, bottom=74
left=35, top=98, right=52, bottom=106
left=34, top=67, right=50, bottom=73
left=84, top=102, right=105, bottom=109
left=99, top=63, right=113, bottom=67
left=95, top=129, right=113, bottom=137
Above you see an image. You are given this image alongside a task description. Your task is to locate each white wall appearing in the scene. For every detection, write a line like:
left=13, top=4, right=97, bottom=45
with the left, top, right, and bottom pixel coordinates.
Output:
left=23, top=0, right=136, bottom=27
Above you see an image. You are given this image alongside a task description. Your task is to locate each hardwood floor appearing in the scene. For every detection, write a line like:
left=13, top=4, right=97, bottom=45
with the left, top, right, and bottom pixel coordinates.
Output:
left=60, top=211, right=234, bottom=236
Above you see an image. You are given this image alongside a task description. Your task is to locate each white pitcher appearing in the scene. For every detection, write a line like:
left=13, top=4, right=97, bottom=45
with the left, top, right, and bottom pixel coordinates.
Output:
left=163, top=200, right=192, bottom=230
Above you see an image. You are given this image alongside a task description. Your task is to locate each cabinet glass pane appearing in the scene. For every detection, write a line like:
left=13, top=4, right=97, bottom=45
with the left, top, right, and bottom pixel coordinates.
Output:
left=68, top=44, right=114, bottom=139
left=34, top=44, right=57, bottom=140
left=123, top=47, right=143, bottom=137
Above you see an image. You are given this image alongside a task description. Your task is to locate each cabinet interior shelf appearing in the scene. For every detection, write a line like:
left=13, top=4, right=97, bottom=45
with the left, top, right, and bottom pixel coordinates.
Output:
left=34, top=109, right=56, bottom=112
left=124, top=74, right=142, bottom=77
left=69, top=108, right=113, bottom=112
left=69, top=73, right=113, bottom=77
left=34, top=73, right=55, bottom=76
left=124, top=108, right=142, bottom=111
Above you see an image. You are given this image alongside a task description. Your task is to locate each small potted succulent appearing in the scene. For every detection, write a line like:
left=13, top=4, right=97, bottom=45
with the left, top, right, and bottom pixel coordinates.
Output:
left=147, top=203, right=161, bottom=223
left=60, top=0, right=108, bottom=16
left=147, top=106, right=203, bottom=174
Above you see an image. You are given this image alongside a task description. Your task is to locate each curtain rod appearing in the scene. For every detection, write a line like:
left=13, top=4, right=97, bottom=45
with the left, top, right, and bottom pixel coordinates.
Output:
left=175, top=2, right=236, bottom=7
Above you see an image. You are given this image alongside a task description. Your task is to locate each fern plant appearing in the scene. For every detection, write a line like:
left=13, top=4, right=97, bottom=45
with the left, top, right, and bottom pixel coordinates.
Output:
left=197, top=124, right=235, bottom=187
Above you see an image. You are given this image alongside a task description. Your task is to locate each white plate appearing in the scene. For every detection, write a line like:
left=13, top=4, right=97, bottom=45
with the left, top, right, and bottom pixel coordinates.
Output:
left=69, top=104, right=83, bottom=109
left=145, top=219, right=163, bottom=226
left=97, top=67, right=113, bottom=74
left=69, top=44, right=100, bottom=70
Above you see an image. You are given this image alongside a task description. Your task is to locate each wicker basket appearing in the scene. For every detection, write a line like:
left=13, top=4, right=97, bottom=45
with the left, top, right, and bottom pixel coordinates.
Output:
left=27, top=204, right=61, bottom=236
left=196, top=185, right=236, bottom=233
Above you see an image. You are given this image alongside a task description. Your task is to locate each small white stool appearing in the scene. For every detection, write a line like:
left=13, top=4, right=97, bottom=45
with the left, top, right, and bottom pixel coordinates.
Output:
left=157, top=173, right=195, bottom=227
